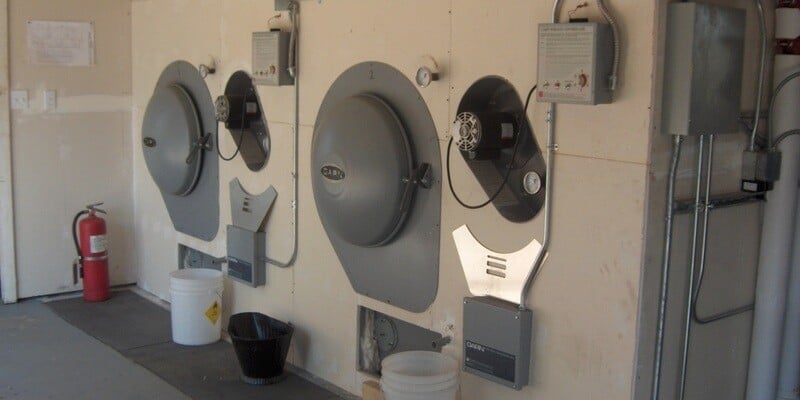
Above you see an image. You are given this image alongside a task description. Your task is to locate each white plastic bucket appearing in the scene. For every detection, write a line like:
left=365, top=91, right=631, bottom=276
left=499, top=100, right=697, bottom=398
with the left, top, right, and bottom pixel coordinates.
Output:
left=380, top=351, right=458, bottom=400
left=169, top=268, right=224, bottom=346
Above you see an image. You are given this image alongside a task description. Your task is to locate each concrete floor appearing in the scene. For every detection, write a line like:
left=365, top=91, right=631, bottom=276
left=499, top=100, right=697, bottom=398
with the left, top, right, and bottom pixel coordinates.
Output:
left=0, top=299, right=189, bottom=400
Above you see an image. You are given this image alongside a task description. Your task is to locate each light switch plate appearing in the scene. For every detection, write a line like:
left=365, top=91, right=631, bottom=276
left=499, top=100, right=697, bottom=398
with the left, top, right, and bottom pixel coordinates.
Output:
left=11, top=90, right=28, bottom=110
left=43, top=90, right=56, bottom=111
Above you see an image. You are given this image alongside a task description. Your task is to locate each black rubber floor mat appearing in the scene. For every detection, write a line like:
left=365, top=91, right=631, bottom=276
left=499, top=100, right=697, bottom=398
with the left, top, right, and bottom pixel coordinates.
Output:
left=124, top=341, right=342, bottom=400
left=47, top=290, right=172, bottom=351
left=47, top=290, right=344, bottom=400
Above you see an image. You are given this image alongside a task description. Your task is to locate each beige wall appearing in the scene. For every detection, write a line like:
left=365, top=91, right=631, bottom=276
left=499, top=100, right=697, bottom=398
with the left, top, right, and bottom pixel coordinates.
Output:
left=9, top=0, right=135, bottom=298
left=634, top=1, right=770, bottom=399
left=132, top=1, right=657, bottom=399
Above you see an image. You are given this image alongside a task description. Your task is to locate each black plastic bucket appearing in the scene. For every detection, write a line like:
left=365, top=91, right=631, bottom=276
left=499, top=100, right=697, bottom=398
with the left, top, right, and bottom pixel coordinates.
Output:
left=228, top=312, right=294, bottom=385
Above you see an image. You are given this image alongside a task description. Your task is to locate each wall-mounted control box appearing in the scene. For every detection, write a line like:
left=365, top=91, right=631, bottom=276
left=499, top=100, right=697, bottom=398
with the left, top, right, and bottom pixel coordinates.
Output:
left=536, top=22, right=613, bottom=105
left=252, top=30, right=293, bottom=86
left=463, top=296, right=532, bottom=390
left=226, top=225, right=266, bottom=287
left=661, top=3, right=745, bottom=136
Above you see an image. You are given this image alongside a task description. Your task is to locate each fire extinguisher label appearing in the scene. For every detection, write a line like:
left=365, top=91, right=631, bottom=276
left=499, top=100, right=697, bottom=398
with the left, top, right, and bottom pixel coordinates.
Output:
left=89, top=234, right=107, bottom=254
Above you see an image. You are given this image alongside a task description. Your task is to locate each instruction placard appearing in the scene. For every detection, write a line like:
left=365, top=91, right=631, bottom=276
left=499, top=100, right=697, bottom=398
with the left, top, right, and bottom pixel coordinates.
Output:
left=27, top=20, right=94, bottom=66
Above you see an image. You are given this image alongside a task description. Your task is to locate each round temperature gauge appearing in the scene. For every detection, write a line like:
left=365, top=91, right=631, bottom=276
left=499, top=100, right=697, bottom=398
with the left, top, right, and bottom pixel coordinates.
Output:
left=415, top=66, right=438, bottom=88
left=523, top=171, right=542, bottom=195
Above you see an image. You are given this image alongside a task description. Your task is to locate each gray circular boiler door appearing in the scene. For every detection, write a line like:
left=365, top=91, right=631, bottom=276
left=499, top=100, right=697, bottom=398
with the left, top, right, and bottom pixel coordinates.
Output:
left=312, top=94, right=413, bottom=247
left=142, top=84, right=203, bottom=196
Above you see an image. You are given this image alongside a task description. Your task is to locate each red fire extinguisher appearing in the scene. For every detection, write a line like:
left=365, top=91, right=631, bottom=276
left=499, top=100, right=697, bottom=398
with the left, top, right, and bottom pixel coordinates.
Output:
left=72, top=202, right=111, bottom=302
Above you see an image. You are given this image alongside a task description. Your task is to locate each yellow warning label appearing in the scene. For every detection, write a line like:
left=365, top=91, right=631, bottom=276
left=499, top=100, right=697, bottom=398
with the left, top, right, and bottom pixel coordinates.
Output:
left=205, top=301, right=220, bottom=325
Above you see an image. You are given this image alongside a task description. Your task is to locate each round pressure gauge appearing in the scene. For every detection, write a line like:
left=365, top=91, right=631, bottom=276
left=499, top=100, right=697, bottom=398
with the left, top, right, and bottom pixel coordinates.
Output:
left=415, top=66, right=438, bottom=88
left=523, top=171, right=542, bottom=195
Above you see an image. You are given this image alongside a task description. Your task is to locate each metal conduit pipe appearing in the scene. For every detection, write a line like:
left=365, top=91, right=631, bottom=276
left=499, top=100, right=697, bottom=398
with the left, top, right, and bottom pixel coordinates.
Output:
left=651, top=135, right=684, bottom=400
left=767, top=71, right=800, bottom=148
left=678, top=135, right=707, bottom=400
left=748, top=0, right=767, bottom=152
left=266, top=0, right=299, bottom=268
left=596, top=0, right=620, bottom=91
left=518, top=0, right=564, bottom=309
left=692, top=134, right=755, bottom=325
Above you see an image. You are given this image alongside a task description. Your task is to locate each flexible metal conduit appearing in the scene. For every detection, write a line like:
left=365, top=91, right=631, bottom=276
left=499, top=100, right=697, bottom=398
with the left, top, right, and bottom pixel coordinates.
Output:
left=652, top=135, right=683, bottom=400
left=748, top=0, right=767, bottom=152
left=767, top=71, right=800, bottom=147
left=266, top=1, right=299, bottom=268
left=596, top=0, right=620, bottom=91
left=689, top=135, right=754, bottom=325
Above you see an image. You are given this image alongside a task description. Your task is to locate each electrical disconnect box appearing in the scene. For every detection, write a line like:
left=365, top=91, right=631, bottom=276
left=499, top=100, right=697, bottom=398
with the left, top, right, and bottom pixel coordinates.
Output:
left=252, top=31, right=293, bottom=86
left=536, top=23, right=613, bottom=105
left=226, top=225, right=266, bottom=287
left=463, top=296, right=532, bottom=390
left=661, top=3, right=745, bottom=136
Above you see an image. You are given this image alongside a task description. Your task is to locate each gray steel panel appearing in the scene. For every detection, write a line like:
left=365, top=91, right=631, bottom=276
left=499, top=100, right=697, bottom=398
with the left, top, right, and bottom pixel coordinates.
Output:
left=463, top=296, right=532, bottom=390
left=357, top=306, right=446, bottom=376
left=226, top=225, right=266, bottom=287
left=661, top=3, right=745, bottom=136
left=229, top=178, right=277, bottom=233
left=145, top=60, right=219, bottom=241
left=312, top=62, right=441, bottom=313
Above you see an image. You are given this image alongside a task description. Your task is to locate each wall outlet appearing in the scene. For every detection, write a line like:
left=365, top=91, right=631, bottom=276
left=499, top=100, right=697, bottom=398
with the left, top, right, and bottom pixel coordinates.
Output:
left=43, top=90, right=56, bottom=111
left=11, top=90, right=28, bottom=110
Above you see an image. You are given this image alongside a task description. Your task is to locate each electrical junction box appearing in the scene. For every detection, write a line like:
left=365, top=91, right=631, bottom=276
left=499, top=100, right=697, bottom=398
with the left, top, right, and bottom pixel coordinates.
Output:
left=661, top=3, right=745, bottom=136
left=536, top=22, right=613, bottom=105
left=252, top=30, right=293, bottom=86
left=226, top=225, right=266, bottom=287
left=463, top=296, right=532, bottom=390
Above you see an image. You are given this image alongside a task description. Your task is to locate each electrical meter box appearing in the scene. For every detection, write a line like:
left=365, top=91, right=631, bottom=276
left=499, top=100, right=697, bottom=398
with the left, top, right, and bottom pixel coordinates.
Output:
left=252, top=30, right=293, bottom=86
left=661, top=3, right=745, bottom=136
left=226, top=225, right=266, bottom=287
left=463, top=296, right=532, bottom=390
left=536, top=22, right=613, bottom=105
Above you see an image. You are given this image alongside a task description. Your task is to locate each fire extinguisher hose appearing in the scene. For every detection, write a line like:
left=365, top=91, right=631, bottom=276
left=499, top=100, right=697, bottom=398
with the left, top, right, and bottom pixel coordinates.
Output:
left=72, top=209, right=90, bottom=264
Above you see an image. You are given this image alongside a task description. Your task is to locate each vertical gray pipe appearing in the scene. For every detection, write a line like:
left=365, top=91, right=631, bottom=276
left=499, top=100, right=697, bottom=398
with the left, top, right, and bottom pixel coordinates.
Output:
left=652, top=135, right=684, bottom=400
left=746, top=56, right=800, bottom=400
left=678, top=135, right=706, bottom=400
left=777, top=185, right=800, bottom=400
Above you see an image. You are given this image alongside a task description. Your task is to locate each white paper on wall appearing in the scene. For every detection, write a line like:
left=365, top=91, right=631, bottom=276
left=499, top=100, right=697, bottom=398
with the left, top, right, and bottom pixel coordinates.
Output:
left=27, top=20, right=94, bottom=66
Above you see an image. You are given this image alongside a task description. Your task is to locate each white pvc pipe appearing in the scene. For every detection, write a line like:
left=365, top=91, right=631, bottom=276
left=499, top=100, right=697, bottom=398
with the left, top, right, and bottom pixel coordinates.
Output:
left=746, top=55, right=800, bottom=400
left=777, top=55, right=800, bottom=400
left=778, top=187, right=800, bottom=400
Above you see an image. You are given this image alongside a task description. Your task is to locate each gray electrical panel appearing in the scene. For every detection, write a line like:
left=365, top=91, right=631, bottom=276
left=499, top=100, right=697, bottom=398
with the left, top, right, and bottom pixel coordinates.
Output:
left=225, top=179, right=277, bottom=287
left=252, top=31, right=293, bottom=86
left=463, top=296, right=532, bottom=390
left=536, top=22, right=613, bottom=105
left=226, top=225, right=266, bottom=287
left=661, top=3, right=745, bottom=136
